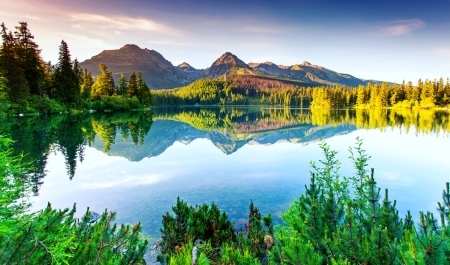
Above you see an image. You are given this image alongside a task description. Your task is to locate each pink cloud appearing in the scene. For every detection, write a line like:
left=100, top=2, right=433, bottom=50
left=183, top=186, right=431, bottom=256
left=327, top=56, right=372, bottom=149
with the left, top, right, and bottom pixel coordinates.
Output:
left=377, top=19, right=425, bottom=36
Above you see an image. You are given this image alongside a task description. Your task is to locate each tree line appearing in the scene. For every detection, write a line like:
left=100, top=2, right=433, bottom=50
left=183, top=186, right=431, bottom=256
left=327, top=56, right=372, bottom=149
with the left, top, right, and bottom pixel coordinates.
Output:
left=0, top=22, right=152, bottom=114
left=152, top=75, right=450, bottom=109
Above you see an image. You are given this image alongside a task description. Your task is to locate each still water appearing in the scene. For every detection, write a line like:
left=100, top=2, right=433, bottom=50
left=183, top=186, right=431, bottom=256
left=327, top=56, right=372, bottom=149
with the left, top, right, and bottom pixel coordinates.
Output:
left=2, top=107, right=450, bottom=242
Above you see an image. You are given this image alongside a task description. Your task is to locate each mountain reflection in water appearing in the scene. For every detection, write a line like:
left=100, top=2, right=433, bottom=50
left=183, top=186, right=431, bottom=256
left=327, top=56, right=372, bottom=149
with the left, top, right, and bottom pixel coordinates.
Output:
left=1, top=107, right=449, bottom=240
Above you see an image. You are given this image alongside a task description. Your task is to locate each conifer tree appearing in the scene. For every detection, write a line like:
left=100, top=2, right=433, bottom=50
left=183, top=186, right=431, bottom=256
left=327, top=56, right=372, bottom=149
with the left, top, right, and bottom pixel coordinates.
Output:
left=136, top=71, right=152, bottom=106
left=80, top=69, right=93, bottom=100
left=0, top=23, right=29, bottom=104
left=14, top=22, right=44, bottom=97
left=117, top=73, right=128, bottom=96
left=127, top=71, right=138, bottom=98
left=52, top=40, right=80, bottom=107
left=91, top=63, right=115, bottom=99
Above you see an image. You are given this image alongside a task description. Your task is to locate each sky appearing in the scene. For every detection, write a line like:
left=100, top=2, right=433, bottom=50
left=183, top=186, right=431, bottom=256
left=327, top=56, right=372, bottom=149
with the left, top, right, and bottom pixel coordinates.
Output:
left=1, top=0, right=450, bottom=83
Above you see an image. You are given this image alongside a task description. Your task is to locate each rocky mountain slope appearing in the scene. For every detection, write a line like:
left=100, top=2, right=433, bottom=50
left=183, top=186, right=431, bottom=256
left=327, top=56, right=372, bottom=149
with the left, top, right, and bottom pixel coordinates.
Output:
left=80, top=44, right=191, bottom=89
left=80, top=45, right=384, bottom=90
left=249, top=61, right=380, bottom=87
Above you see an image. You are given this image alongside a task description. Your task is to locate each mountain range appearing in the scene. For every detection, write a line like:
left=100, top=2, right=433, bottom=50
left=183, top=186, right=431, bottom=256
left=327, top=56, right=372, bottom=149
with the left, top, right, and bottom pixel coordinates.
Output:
left=80, top=44, right=382, bottom=90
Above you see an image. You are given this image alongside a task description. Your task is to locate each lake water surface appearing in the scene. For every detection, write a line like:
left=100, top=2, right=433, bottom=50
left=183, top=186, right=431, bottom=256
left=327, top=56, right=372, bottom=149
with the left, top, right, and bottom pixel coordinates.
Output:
left=2, top=107, right=450, bottom=244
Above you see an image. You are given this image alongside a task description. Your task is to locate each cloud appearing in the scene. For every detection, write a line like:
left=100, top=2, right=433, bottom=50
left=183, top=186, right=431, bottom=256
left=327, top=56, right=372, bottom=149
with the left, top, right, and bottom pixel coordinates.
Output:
left=70, top=13, right=171, bottom=33
left=376, top=19, right=425, bottom=36
left=237, top=26, right=287, bottom=34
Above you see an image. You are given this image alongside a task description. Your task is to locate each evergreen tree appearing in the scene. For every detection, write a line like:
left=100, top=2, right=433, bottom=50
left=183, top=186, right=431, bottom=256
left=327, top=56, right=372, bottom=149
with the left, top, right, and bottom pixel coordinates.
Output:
left=136, top=71, right=152, bottom=106
left=80, top=69, right=93, bottom=100
left=14, top=22, right=44, bottom=97
left=127, top=71, right=138, bottom=98
left=117, top=73, right=128, bottom=96
left=91, top=63, right=115, bottom=99
left=0, top=23, right=29, bottom=104
left=52, top=40, right=80, bottom=107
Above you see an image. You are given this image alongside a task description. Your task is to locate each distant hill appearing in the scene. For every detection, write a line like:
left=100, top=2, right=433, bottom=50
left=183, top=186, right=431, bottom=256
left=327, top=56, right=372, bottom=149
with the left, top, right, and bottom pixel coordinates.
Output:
left=80, top=44, right=192, bottom=89
left=249, top=61, right=381, bottom=87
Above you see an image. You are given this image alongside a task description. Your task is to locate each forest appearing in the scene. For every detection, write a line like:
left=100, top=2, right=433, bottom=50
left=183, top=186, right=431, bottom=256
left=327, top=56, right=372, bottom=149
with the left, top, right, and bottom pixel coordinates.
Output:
left=0, top=22, right=152, bottom=116
left=153, top=78, right=450, bottom=109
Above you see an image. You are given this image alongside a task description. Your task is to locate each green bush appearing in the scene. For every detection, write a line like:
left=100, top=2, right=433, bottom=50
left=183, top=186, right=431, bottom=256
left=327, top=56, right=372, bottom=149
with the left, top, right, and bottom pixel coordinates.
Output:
left=159, top=139, right=450, bottom=265
left=90, top=96, right=143, bottom=112
left=28, top=95, right=65, bottom=113
left=0, top=136, right=149, bottom=264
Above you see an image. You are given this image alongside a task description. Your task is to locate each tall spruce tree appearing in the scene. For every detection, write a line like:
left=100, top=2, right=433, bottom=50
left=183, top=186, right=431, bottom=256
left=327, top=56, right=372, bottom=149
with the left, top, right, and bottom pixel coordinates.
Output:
left=52, top=40, right=80, bottom=107
left=14, top=22, right=44, bottom=97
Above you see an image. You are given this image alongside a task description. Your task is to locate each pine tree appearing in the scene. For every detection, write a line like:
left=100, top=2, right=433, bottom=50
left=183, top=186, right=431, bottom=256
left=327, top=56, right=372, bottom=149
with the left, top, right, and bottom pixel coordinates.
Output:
left=91, top=63, right=115, bottom=99
left=127, top=71, right=138, bottom=98
left=117, top=73, right=128, bottom=96
left=14, top=22, right=44, bottom=97
left=0, top=23, right=29, bottom=104
left=52, top=40, right=80, bottom=107
left=80, top=69, right=93, bottom=100
left=136, top=71, right=152, bottom=106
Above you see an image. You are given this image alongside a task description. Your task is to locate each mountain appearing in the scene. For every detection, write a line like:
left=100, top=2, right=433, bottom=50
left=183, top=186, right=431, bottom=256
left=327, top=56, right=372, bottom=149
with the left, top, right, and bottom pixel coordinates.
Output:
left=249, top=61, right=381, bottom=87
left=176, top=62, right=204, bottom=80
left=80, top=44, right=192, bottom=89
left=205, top=52, right=253, bottom=78
left=81, top=45, right=385, bottom=90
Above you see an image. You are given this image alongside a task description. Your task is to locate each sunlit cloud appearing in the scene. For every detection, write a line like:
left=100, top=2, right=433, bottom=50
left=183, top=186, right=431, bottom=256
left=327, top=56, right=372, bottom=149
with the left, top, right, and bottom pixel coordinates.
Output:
left=70, top=13, right=173, bottom=33
left=376, top=19, right=425, bottom=36
left=61, top=33, right=112, bottom=48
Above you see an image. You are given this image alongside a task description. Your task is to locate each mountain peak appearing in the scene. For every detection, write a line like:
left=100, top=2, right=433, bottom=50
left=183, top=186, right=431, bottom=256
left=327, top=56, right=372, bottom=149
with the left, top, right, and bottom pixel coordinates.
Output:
left=206, top=52, right=250, bottom=77
left=214, top=52, right=246, bottom=66
left=178, top=62, right=192, bottom=68
left=301, top=61, right=312, bottom=66
left=120, top=44, right=142, bottom=50
left=177, top=62, right=198, bottom=72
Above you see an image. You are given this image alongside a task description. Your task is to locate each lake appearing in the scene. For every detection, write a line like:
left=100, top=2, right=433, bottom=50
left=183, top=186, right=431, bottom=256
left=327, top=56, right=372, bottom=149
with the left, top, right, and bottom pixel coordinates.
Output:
left=2, top=107, right=449, bottom=247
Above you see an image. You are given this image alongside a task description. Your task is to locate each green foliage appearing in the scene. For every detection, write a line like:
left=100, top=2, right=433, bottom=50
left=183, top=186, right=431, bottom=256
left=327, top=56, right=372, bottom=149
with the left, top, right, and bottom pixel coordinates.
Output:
left=274, top=139, right=450, bottom=265
left=0, top=134, right=149, bottom=264
left=80, top=69, right=93, bottom=101
left=91, top=63, right=115, bottom=100
left=52, top=40, right=81, bottom=107
left=0, top=76, right=9, bottom=115
left=117, top=74, right=128, bottom=96
left=158, top=197, right=236, bottom=263
left=27, top=95, right=65, bottom=113
left=0, top=135, right=30, bottom=230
